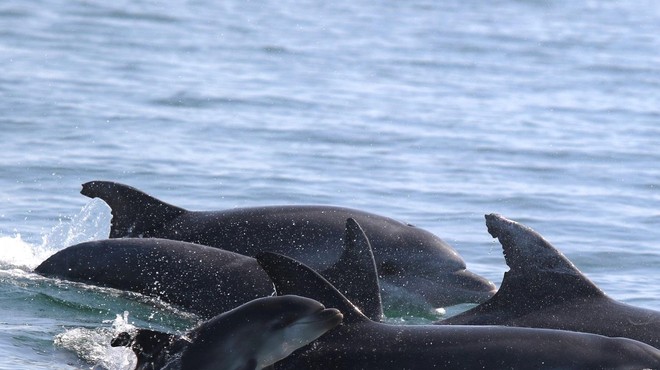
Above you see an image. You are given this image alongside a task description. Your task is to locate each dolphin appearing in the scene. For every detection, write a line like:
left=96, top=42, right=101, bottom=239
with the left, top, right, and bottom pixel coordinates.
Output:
left=254, top=252, right=660, bottom=369
left=111, top=295, right=343, bottom=370
left=80, top=180, right=496, bottom=310
left=35, top=219, right=383, bottom=321
left=437, top=213, right=660, bottom=349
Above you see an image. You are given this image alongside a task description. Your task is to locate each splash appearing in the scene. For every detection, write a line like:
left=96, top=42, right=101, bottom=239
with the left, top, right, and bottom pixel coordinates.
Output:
left=40, top=198, right=112, bottom=251
left=54, top=311, right=137, bottom=370
left=0, top=199, right=111, bottom=271
left=0, top=234, right=37, bottom=270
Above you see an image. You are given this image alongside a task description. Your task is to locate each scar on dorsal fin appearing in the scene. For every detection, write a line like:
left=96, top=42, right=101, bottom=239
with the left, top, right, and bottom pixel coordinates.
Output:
left=81, top=181, right=186, bottom=238
left=486, top=213, right=604, bottom=302
left=322, top=218, right=383, bottom=321
left=256, top=252, right=370, bottom=325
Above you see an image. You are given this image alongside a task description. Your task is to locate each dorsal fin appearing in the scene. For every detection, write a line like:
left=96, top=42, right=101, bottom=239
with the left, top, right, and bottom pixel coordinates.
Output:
left=256, top=252, right=370, bottom=324
left=322, top=218, right=383, bottom=321
left=81, top=181, right=186, bottom=238
left=487, top=214, right=604, bottom=306
left=438, top=214, right=605, bottom=325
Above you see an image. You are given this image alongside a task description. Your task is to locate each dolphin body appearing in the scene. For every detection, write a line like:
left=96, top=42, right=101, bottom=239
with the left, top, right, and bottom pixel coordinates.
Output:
left=35, top=219, right=383, bottom=321
left=437, top=213, right=660, bottom=349
left=111, top=295, right=343, bottom=370
left=255, top=252, right=660, bottom=370
left=79, top=180, right=496, bottom=309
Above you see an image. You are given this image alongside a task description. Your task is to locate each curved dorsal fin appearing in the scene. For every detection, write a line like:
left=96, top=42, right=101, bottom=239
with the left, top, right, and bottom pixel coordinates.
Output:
left=81, top=181, right=186, bottom=238
left=482, top=213, right=605, bottom=316
left=438, top=214, right=605, bottom=325
left=486, top=213, right=604, bottom=298
left=256, top=252, right=370, bottom=325
left=322, top=218, right=383, bottom=321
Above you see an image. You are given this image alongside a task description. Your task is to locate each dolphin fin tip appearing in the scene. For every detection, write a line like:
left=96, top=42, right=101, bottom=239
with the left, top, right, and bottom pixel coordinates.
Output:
left=256, top=251, right=370, bottom=325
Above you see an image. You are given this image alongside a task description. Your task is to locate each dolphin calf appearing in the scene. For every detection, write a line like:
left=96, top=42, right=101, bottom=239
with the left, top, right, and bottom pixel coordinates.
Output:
left=255, top=252, right=660, bottom=370
left=80, top=180, right=496, bottom=310
left=437, top=213, right=660, bottom=349
left=111, top=295, right=343, bottom=370
left=34, top=219, right=383, bottom=321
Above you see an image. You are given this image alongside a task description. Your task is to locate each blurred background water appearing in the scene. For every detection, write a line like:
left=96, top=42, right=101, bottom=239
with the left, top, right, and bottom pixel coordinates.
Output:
left=1, top=0, right=659, bottom=368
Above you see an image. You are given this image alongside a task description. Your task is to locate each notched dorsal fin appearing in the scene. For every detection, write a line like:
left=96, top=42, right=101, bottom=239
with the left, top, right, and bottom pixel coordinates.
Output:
left=486, top=213, right=604, bottom=301
left=81, top=181, right=186, bottom=238
left=437, top=214, right=606, bottom=325
left=256, top=252, right=369, bottom=325
left=322, top=218, right=383, bottom=321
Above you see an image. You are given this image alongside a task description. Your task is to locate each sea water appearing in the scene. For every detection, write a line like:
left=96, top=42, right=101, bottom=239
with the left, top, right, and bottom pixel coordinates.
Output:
left=1, top=0, right=659, bottom=368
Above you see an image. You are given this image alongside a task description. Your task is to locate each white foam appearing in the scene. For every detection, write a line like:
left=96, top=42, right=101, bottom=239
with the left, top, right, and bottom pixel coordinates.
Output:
left=0, top=199, right=111, bottom=271
left=54, top=312, right=137, bottom=370
left=0, top=234, right=37, bottom=270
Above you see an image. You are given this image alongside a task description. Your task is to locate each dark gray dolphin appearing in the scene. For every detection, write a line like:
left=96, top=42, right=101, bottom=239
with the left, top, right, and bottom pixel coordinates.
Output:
left=112, top=295, right=343, bottom=370
left=255, top=252, right=660, bottom=370
left=80, top=180, right=496, bottom=309
left=35, top=219, right=383, bottom=321
left=437, top=213, right=660, bottom=349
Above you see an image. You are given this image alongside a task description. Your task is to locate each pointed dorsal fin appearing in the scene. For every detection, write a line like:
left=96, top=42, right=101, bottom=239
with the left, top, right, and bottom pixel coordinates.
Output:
left=81, top=181, right=186, bottom=238
left=256, top=252, right=370, bottom=324
left=486, top=213, right=604, bottom=302
left=322, top=218, right=383, bottom=321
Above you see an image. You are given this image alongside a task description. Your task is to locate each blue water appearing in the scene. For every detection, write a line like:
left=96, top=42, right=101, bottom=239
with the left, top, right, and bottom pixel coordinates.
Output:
left=1, top=0, right=659, bottom=368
